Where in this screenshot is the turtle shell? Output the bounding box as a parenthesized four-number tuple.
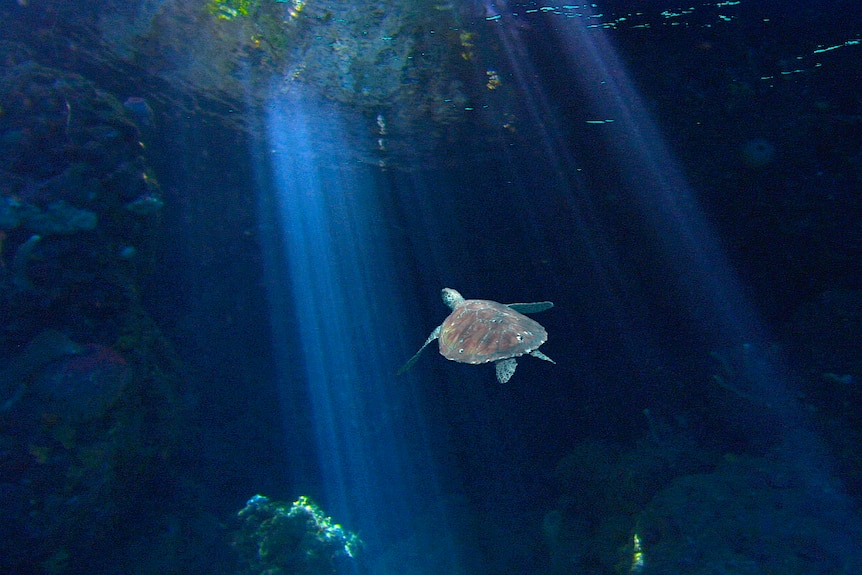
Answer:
(438, 299, 548, 364)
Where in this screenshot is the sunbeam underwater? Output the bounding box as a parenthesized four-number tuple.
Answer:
(254, 87, 466, 572)
(547, 3, 862, 566)
(476, 0, 862, 569)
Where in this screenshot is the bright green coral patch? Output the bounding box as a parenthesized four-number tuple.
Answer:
(207, 0, 255, 20)
(234, 494, 362, 575)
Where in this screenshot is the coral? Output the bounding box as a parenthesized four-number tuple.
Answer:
(124, 194, 164, 216)
(21, 201, 98, 235)
(234, 494, 363, 575)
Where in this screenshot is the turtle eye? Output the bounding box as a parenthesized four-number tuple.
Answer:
(516, 334, 524, 341)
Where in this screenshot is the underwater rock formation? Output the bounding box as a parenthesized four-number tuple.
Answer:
(0, 58, 185, 575)
(0, 60, 163, 344)
(0, 327, 183, 575)
(546, 430, 862, 574)
(4, 0, 522, 167)
(631, 454, 862, 574)
(30, 344, 131, 423)
(234, 494, 363, 575)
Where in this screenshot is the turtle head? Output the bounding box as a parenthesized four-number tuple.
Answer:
(441, 288, 464, 310)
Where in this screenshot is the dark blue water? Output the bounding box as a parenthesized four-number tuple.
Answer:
(0, 0, 860, 574)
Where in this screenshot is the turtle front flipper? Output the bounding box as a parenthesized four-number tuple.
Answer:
(397, 326, 441, 375)
(507, 301, 554, 314)
(495, 358, 518, 383)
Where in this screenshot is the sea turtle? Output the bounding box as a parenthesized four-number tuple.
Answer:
(398, 288, 555, 383)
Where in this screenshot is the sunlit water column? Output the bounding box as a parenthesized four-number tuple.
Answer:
(255, 87, 460, 572)
(544, 6, 862, 563)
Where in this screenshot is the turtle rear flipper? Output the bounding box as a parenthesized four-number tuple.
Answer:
(397, 326, 440, 375)
(495, 358, 518, 383)
(507, 301, 554, 314)
(530, 349, 555, 364)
